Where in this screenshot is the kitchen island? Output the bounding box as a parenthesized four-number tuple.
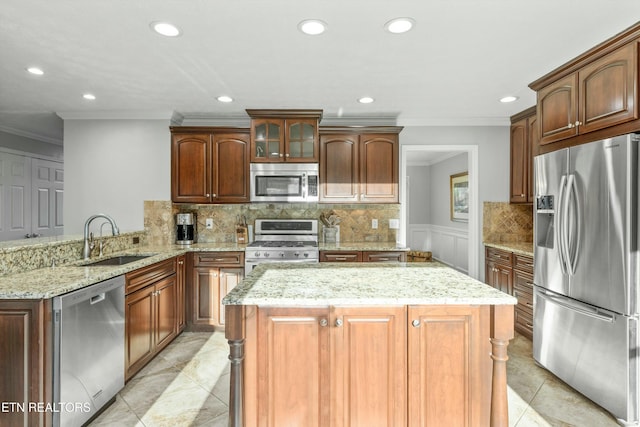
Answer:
(223, 262, 516, 427)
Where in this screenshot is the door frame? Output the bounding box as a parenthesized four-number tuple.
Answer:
(399, 144, 479, 279)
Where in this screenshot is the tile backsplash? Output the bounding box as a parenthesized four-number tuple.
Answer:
(483, 202, 533, 244)
(144, 201, 401, 245)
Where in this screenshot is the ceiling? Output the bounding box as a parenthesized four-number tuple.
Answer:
(1, 1, 640, 146)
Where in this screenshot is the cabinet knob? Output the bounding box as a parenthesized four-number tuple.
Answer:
(567, 123, 574, 129)
(212, 193, 217, 198)
(335, 318, 343, 327)
(412, 319, 420, 328)
(279, 154, 284, 158)
(575, 121, 582, 126)
(320, 319, 328, 327)
(521, 194, 525, 197)
(285, 153, 290, 157)
(206, 193, 210, 197)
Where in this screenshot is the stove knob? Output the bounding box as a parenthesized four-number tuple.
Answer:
(294, 252, 300, 257)
(264, 252, 270, 258)
(279, 252, 285, 258)
(254, 251, 261, 257)
(303, 252, 309, 258)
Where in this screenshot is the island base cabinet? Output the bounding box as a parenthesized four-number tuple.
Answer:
(408, 305, 492, 427)
(231, 304, 510, 427)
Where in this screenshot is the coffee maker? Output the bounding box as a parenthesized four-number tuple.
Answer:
(176, 213, 195, 245)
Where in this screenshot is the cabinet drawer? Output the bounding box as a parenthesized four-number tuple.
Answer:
(126, 258, 176, 295)
(485, 247, 513, 266)
(363, 251, 406, 263)
(194, 252, 244, 267)
(514, 254, 534, 273)
(515, 306, 534, 340)
(320, 251, 362, 262)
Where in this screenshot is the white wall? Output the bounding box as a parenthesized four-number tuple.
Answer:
(407, 165, 430, 224)
(429, 152, 468, 229)
(64, 119, 171, 233)
(0, 130, 63, 160)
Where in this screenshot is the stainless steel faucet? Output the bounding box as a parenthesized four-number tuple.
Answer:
(82, 214, 120, 259)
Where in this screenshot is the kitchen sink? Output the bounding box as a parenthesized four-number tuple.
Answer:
(81, 254, 155, 266)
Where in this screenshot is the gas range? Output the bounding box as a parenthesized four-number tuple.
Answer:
(245, 219, 319, 270)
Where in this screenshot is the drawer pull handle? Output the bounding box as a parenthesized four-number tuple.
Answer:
(525, 323, 534, 328)
(526, 302, 533, 307)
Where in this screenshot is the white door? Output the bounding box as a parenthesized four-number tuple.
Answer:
(31, 158, 64, 237)
(0, 152, 31, 241)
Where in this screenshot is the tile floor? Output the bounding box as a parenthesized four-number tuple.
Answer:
(90, 332, 619, 427)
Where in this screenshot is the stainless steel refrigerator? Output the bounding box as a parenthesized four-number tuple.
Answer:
(533, 133, 640, 425)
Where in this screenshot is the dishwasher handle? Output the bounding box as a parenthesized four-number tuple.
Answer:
(90, 293, 106, 304)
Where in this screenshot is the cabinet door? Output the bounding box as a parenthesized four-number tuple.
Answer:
(510, 118, 529, 203)
(332, 306, 407, 427)
(486, 260, 513, 295)
(257, 307, 330, 427)
(125, 286, 155, 379)
(579, 42, 638, 134)
(360, 134, 399, 203)
(285, 118, 318, 162)
(0, 300, 46, 427)
(408, 305, 492, 427)
(218, 268, 243, 325)
(192, 267, 219, 327)
(537, 74, 579, 145)
(171, 133, 211, 203)
(320, 134, 359, 202)
(212, 133, 250, 202)
(251, 118, 284, 162)
(155, 276, 178, 350)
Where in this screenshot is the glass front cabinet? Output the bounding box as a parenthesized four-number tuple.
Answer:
(248, 109, 322, 163)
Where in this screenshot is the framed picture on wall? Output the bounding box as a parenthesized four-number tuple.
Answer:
(450, 171, 469, 222)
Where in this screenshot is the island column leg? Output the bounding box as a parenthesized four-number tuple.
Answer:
(490, 304, 514, 427)
(226, 305, 246, 427)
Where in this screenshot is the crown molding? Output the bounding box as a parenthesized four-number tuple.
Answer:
(56, 110, 176, 121)
(397, 116, 510, 127)
(0, 125, 63, 145)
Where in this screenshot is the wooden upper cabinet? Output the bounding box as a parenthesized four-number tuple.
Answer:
(212, 133, 250, 202)
(360, 134, 399, 203)
(171, 128, 250, 204)
(171, 133, 210, 203)
(538, 74, 578, 145)
(578, 42, 637, 134)
(530, 24, 640, 151)
(319, 134, 359, 202)
(320, 127, 401, 204)
(510, 107, 535, 204)
(247, 109, 322, 163)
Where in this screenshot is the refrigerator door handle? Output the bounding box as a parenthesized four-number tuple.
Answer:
(539, 289, 616, 323)
(557, 174, 569, 275)
(566, 173, 581, 275)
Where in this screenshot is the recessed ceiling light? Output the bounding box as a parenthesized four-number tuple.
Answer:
(384, 18, 415, 34)
(298, 19, 327, 35)
(150, 21, 182, 37)
(358, 97, 374, 104)
(500, 96, 518, 103)
(83, 93, 96, 100)
(217, 95, 233, 103)
(26, 67, 44, 75)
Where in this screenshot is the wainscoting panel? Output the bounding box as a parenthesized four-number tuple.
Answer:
(408, 224, 468, 274)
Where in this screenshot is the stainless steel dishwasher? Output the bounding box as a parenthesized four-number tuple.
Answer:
(52, 275, 125, 427)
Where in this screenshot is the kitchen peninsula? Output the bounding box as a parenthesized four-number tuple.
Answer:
(223, 262, 516, 427)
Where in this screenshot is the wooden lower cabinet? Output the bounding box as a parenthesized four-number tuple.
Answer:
(244, 304, 494, 427)
(189, 252, 244, 330)
(408, 305, 491, 426)
(125, 258, 179, 380)
(0, 299, 51, 427)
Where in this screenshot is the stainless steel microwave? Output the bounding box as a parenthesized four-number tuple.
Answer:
(250, 163, 319, 202)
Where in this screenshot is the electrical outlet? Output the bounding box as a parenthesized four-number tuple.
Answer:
(205, 218, 214, 229)
(389, 219, 400, 229)
(372, 219, 378, 229)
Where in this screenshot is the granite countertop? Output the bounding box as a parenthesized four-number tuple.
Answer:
(484, 242, 534, 257)
(0, 243, 247, 300)
(319, 242, 408, 251)
(222, 262, 516, 306)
